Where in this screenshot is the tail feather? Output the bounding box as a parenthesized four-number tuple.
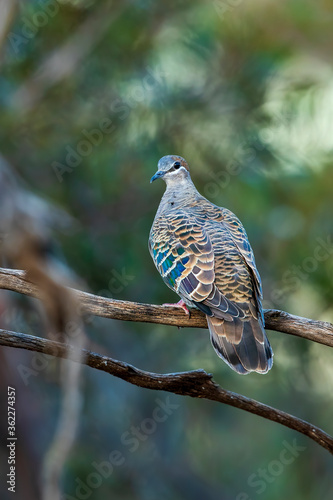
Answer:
(207, 315, 273, 375)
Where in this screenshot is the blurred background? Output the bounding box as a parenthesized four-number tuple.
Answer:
(0, 0, 332, 499)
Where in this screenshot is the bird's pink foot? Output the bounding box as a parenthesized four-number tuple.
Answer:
(162, 299, 191, 317)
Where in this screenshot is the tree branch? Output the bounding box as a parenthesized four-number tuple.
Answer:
(0, 328, 332, 454)
(0, 267, 332, 347)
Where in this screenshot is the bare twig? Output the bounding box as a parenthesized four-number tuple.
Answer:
(0, 159, 86, 499)
(0, 267, 332, 347)
(41, 315, 85, 500)
(0, 328, 332, 454)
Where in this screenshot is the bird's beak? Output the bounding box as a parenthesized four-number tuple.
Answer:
(150, 170, 165, 183)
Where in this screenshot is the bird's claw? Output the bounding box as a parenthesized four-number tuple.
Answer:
(162, 299, 191, 317)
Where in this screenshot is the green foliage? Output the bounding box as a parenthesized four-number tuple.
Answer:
(1, 0, 332, 498)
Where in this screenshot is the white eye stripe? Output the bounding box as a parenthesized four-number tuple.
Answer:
(168, 166, 186, 175)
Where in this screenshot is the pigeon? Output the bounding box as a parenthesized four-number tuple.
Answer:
(149, 155, 273, 375)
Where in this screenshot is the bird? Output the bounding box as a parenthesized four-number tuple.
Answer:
(149, 155, 273, 375)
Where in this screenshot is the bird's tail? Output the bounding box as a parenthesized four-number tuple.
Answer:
(206, 315, 273, 375)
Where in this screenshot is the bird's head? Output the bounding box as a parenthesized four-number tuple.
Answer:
(150, 155, 190, 186)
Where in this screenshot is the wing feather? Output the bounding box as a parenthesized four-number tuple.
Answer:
(149, 211, 240, 319)
(221, 208, 263, 304)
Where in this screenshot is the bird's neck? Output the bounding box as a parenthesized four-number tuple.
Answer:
(157, 179, 201, 215)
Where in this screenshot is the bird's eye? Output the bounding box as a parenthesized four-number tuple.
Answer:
(173, 161, 181, 170)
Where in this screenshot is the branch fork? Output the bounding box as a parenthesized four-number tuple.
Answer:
(0, 267, 332, 454)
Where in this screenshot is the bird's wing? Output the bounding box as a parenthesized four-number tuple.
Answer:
(198, 206, 271, 373)
(220, 207, 263, 308)
(149, 212, 242, 317)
